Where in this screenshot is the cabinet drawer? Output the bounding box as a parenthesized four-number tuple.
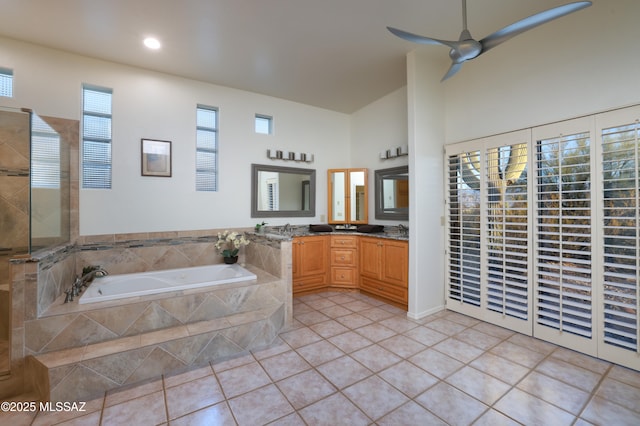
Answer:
(331, 249, 356, 266)
(360, 277, 408, 304)
(331, 267, 357, 285)
(293, 274, 326, 292)
(331, 236, 357, 248)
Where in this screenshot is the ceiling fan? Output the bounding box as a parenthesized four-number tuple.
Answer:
(387, 0, 592, 81)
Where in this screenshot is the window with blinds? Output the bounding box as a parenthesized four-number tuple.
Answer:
(486, 144, 529, 320)
(0, 68, 13, 97)
(536, 132, 593, 338)
(196, 105, 218, 191)
(82, 86, 112, 189)
(31, 114, 60, 189)
(447, 151, 482, 307)
(601, 121, 639, 352)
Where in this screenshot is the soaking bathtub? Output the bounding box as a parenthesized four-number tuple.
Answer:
(78, 263, 257, 304)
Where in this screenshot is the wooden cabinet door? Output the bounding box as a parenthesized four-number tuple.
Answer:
(359, 237, 381, 279)
(296, 236, 328, 277)
(381, 240, 408, 287)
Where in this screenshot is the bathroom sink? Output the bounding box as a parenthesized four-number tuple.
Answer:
(263, 233, 291, 240)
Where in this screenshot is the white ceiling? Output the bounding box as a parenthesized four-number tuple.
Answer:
(0, 0, 577, 113)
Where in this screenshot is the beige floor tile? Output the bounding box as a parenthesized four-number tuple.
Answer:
(379, 360, 439, 398)
(343, 375, 409, 420)
(607, 364, 640, 388)
(53, 410, 102, 426)
(595, 377, 640, 413)
(165, 375, 225, 420)
(163, 364, 213, 389)
(327, 330, 373, 353)
(379, 316, 419, 333)
(350, 344, 401, 372)
(251, 337, 291, 361)
(454, 328, 503, 351)
(267, 412, 307, 425)
(377, 401, 447, 426)
(471, 321, 516, 340)
(278, 327, 322, 348)
(580, 395, 640, 425)
(170, 401, 236, 426)
(517, 371, 590, 415)
(535, 358, 602, 392)
(378, 334, 427, 358)
(298, 392, 370, 426)
(341, 300, 375, 312)
(276, 369, 336, 409)
(228, 384, 294, 426)
(334, 312, 373, 329)
(104, 377, 163, 407)
(409, 348, 464, 379)
(303, 298, 337, 310)
(358, 306, 396, 321)
(353, 323, 397, 342)
(211, 351, 255, 373)
(403, 325, 448, 346)
(490, 340, 547, 368)
(551, 347, 610, 374)
(495, 388, 575, 426)
(317, 304, 353, 319)
(446, 366, 511, 405)
(308, 319, 350, 338)
(295, 340, 344, 366)
(423, 318, 468, 336)
(216, 361, 272, 398)
(433, 337, 485, 363)
(293, 310, 330, 326)
(470, 352, 530, 385)
(101, 390, 166, 426)
(316, 355, 373, 389)
(473, 408, 521, 426)
(415, 382, 488, 426)
(259, 350, 310, 381)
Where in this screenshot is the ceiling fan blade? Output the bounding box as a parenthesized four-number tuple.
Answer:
(480, 1, 591, 53)
(442, 62, 463, 81)
(387, 27, 457, 49)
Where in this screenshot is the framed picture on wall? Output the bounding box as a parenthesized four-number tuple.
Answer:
(141, 138, 172, 177)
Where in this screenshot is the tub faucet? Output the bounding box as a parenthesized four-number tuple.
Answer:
(81, 267, 109, 285)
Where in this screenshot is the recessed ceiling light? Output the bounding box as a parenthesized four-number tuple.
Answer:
(143, 37, 161, 50)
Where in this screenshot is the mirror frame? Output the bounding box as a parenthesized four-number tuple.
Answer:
(251, 163, 316, 218)
(374, 165, 409, 221)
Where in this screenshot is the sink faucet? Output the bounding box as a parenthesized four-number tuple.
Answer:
(282, 223, 291, 234)
(398, 224, 409, 237)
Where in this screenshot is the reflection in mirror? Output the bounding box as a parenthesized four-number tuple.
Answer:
(328, 168, 368, 224)
(251, 164, 315, 218)
(375, 166, 409, 220)
(349, 170, 366, 222)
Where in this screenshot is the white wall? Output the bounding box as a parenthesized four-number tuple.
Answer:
(444, 0, 640, 143)
(351, 87, 409, 225)
(404, 0, 640, 317)
(0, 37, 350, 235)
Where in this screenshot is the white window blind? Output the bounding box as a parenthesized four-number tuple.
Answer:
(486, 144, 529, 320)
(447, 150, 482, 307)
(31, 114, 60, 189)
(601, 121, 639, 352)
(536, 132, 593, 338)
(82, 86, 112, 189)
(196, 105, 218, 191)
(0, 68, 13, 97)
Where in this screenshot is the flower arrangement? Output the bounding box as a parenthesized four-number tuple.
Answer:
(215, 230, 250, 258)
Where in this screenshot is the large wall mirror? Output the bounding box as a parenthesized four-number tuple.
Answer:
(251, 164, 315, 218)
(375, 165, 408, 220)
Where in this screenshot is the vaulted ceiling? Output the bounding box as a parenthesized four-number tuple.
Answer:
(0, 0, 577, 113)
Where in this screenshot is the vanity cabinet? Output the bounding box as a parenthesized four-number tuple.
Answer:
(329, 235, 358, 289)
(292, 236, 328, 294)
(359, 237, 408, 306)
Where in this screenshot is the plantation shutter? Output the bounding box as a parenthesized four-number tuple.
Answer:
(597, 107, 640, 368)
(533, 117, 595, 353)
(485, 141, 530, 329)
(446, 148, 482, 311)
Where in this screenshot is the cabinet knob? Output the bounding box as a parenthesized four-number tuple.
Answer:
(340, 256, 345, 260)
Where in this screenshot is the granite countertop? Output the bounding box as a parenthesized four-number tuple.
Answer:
(256, 225, 409, 241)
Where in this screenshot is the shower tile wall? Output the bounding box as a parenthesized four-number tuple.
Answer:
(0, 109, 30, 375)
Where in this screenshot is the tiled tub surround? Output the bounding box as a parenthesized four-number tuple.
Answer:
(5, 230, 291, 402)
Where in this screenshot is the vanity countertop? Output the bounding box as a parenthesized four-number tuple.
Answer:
(256, 225, 409, 241)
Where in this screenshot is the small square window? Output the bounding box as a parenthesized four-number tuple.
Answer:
(0, 68, 13, 98)
(255, 114, 272, 134)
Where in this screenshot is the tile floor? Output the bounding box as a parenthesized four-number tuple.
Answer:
(4, 291, 640, 425)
